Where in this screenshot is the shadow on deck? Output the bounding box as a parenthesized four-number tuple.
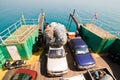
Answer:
(101, 56, 120, 79)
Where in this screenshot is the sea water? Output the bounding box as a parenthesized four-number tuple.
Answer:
(0, 0, 120, 36)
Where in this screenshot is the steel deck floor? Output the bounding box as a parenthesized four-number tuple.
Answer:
(1, 46, 120, 80)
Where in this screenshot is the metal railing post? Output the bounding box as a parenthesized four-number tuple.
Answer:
(20, 19, 22, 26)
(7, 28, 11, 36)
(0, 36, 4, 44)
(14, 24, 17, 31)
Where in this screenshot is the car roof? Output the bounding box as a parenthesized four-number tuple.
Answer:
(71, 37, 87, 47)
(15, 68, 37, 78)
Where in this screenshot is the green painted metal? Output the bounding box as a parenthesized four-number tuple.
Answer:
(99, 39, 116, 53)
(0, 26, 38, 60)
(0, 45, 12, 59)
(109, 39, 120, 54)
(0, 19, 39, 69)
(0, 64, 2, 69)
(81, 25, 116, 53)
(0, 51, 6, 69)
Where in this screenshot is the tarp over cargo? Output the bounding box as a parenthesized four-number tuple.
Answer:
(44, 22, 67, 47)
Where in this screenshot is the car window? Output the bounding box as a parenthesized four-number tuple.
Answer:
(49, 49, 65, 58)
(76, 47, 89, 54)
(10, 73, 32, 80)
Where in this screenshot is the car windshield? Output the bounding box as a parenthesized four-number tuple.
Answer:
(49, 49, 65, 58)
(10, 73, 32, 80)
(76, 46, 89, 54)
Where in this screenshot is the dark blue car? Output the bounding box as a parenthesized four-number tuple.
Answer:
(68, 37, 95, 69)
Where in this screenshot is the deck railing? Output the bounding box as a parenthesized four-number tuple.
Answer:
(76, 16, 120, 38)
(0, 13, 119, 44)
(0, 19, 38, 44)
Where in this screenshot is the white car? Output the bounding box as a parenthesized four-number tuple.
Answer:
(46, 46, 68, 76)
(59, 74, 86, 80)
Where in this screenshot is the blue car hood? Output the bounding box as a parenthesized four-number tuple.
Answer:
(75, 53, 95, 66)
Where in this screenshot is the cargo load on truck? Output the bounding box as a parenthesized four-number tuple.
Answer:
(44, 22, 67, 47)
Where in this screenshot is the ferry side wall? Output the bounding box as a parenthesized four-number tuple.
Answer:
(0, 28, 38, 60)
(109, 39, 120, 54)
(81, 25, 116, 53)
(0, 50, 6, 69)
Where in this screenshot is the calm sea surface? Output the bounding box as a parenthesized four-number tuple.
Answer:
(0, 0, 120, 34)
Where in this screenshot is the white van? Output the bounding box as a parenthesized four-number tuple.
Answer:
(46, 46, 68, 76)
(59, 74, 86, 80)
